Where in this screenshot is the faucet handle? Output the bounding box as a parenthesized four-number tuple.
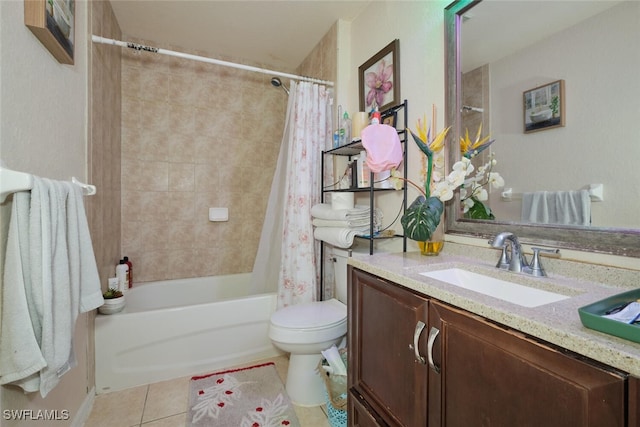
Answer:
(495, 244, 511, 269)
(529, 247, 560, 277)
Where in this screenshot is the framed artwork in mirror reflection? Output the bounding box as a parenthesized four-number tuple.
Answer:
(523, 79, 565, 133)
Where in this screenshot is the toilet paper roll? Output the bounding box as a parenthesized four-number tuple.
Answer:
(330, 192, 355, 210)
(352, 112, 369, 139)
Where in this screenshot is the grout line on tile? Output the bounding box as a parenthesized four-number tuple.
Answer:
(140, 412, 187, 425)
(139, 385, 150, 426)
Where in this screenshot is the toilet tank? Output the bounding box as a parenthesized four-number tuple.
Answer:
(333, 248, 350, 304)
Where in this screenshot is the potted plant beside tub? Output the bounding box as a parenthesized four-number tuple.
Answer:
(99, 288, 125, 315)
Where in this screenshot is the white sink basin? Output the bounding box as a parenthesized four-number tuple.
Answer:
(420, 268, 569, 308)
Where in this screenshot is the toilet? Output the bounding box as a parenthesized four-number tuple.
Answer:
(269, 247, 349, 406)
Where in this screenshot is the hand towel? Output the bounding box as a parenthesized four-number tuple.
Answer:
(521, 190, 590, 226)
(0, 191, 47, 390)
(313, 227, 359, 248)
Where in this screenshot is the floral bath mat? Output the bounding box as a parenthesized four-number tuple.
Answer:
(188, 362, 300, 426)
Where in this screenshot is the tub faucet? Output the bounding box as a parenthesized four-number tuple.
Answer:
(489, 232, 530, 274)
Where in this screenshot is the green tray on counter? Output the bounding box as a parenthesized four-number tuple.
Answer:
(578, 288, 640, 344)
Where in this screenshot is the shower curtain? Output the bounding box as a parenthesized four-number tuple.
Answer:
(251, 81, 332, 308)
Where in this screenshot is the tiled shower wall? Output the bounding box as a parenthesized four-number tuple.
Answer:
(89, 0, 122, 290)
(89, 0, 122, 390)
(120, 41, 286, 283)
(461, 64, 489, 139)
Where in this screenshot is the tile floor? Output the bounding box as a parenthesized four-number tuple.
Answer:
(85, 355, 332, 427)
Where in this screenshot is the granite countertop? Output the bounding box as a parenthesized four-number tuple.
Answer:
(348, 250, 640, 377)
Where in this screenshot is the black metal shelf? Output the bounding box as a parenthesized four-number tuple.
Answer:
(320, 100, 408, 255)
(322, 186, 399, 193)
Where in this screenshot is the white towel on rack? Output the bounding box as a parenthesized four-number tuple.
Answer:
(0, 178, 103, 397)
(312, 218, 370, 228)
(521, 190, 591, 226)
(313, 227, 359, 248)
(0, 191, 47, 390)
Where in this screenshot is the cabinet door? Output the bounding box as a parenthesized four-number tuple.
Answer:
(349, 267, 430, 427)
(349, 392, 386, 427)
(630, 376, 640, 427)
(428, 301, 626, 427)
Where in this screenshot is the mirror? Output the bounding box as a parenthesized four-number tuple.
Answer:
(444, 0, 640, 258)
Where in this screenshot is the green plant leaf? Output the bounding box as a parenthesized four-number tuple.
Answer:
(401, 196, 444, 241)
(464, 198, 495, 220)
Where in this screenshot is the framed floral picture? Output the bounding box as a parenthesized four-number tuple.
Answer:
(24, 0, 74, 64)
(359, 39, 400, 113)
(523, 80, 565, 133)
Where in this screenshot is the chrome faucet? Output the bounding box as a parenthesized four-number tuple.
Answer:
(489, 232, 529, 273)
(489, 232, 559, 277)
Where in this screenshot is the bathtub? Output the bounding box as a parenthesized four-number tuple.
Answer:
(94, 273, 281, 393)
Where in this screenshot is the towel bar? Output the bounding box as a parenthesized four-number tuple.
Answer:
(501, 184, 603, 202)
(0, 162, 97, 203)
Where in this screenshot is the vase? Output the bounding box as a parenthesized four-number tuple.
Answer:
(98, 296, 125, 315)
(418, 219, 444, 256)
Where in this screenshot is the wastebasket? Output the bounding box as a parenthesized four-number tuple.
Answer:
(318, 348, 347, 427)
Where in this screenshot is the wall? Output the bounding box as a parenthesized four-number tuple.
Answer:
(297, 21, 338, 86)
(119, 38, 286, 283)
(348, 0, 451, 253)
(0, 0, 95, 425)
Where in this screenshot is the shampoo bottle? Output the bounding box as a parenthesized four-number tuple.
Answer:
(357, 150, 370, 188)
(370, 108, 381, 124)
(335, 105, 343, 147)
(115, 260, 129, 293)
(123, 256, 133, 288)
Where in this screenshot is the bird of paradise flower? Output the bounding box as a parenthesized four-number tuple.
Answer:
(365, 59, 393, 110)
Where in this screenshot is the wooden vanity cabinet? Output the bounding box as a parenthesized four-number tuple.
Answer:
(348, 266, 430, 426)
(348, 267, 630, 427)
(630, 376, 640, 427)
(428, 301, 626, 427)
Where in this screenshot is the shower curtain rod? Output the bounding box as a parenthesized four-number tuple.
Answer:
(92, 35, 334, 86)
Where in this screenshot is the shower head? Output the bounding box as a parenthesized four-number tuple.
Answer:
(270, 77, 289, 95)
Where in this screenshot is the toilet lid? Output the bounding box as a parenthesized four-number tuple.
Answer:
(271, 299, 346, 329)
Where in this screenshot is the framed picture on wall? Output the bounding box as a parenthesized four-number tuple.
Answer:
(523, 80, 565, 133)
(381, 110, 397, 129)
(359, 39, 400, 113)
(24, 0, 75, 64)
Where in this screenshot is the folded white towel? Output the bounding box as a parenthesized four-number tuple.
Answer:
(313, 227, 359, 248)
(521, 190, 590, 226)
(311, 203, 369, 221)
(312, 218, 370, 228)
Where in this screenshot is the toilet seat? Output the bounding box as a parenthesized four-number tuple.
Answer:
(269, 299, 347, 344)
